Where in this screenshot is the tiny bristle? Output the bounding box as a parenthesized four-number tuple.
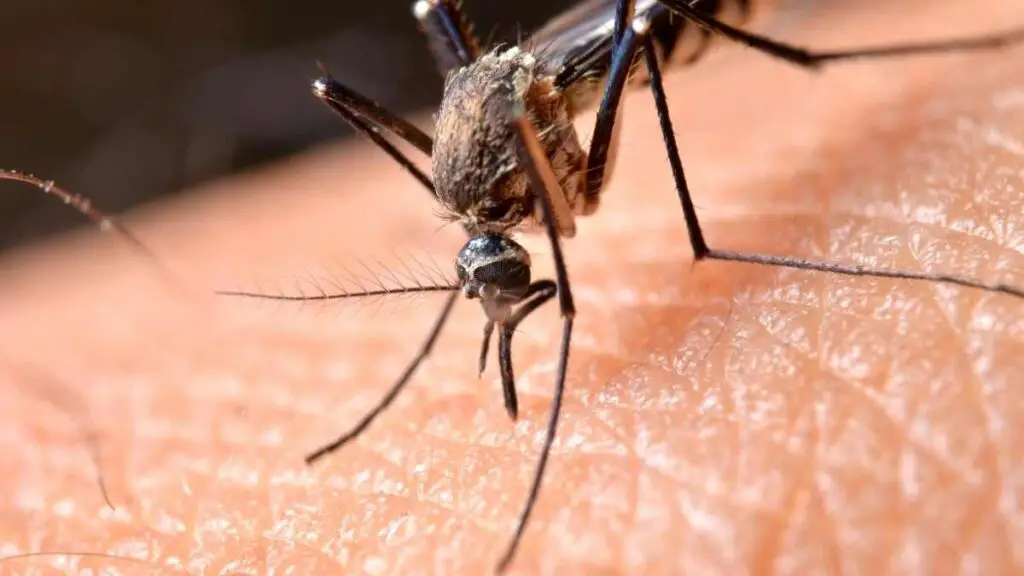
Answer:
(215, 251, 460, 313)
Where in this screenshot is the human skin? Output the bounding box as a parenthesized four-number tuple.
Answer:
(1, 1, 1023, 574)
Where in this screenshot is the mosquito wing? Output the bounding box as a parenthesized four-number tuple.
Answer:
(527, 0, 751, 114)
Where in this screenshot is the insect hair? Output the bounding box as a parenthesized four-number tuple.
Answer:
(216, 250, 462, 315)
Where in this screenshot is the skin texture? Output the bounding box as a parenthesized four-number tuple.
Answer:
(1, 1, 1023, 574)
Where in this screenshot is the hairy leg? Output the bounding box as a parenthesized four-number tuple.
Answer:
(1, 0, 1022, 573)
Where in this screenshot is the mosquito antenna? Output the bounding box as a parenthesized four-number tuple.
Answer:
(216, 258, 462, 304)
(217, 282, 460, 301)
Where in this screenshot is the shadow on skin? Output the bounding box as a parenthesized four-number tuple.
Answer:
(0, 0, 1023, 573)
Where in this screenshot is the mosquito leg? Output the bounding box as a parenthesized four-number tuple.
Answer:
(494, 280, 558, 422)
(582, 14, 646, 203)
(412, 0, 481, 77)
(612, 0, 637, 46)
(312, 74, 436, 197)
(313, 71, 433, 155)
(305, 291, 459, 465)
(497, 110, 577, 573)
(657, 0, 1024, 69)
(479, 320, 495, 377)
(637, 20, 1024, 299)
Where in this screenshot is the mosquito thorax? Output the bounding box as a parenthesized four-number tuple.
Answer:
(455, 233, 532, 322)
(432, 45, 589, 237)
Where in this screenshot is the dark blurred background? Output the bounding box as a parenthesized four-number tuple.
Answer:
(0, 0, 579, 251)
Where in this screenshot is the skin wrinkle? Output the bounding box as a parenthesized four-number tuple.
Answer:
(901, 113, 1019, 565)
(0, 0, 1023, 574)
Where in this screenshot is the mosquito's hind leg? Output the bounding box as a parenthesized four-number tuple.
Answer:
(635, 17, 1024, 299)
(657, 0, 1024, 69)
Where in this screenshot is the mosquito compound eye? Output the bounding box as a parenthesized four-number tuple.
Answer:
(474, 257, 530, 297)
(455, 233, 532, 300)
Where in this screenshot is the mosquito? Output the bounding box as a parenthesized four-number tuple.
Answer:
(217, 0, 1024, 571)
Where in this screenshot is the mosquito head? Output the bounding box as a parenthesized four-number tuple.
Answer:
(455, 233, 532, 322)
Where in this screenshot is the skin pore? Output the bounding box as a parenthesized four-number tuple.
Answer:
(1, 0, 1023, 573)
